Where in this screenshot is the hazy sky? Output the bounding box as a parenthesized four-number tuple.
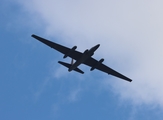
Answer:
(1, 0, 163, 120)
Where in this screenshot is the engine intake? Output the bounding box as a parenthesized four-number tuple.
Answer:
(63, 46, 77, 58)
(90, 58, 104, 71)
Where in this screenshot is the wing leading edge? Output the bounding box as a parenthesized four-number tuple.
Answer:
(32, 34, 82, 60)
(84, 57, 132, 82)
(97, 64, 132, 82)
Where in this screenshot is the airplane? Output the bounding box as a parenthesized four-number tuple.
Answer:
(32, 34, 132, 82)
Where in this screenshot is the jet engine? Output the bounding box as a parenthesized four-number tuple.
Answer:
(90, 58, 104, 71)
(63, 46, 77, 58)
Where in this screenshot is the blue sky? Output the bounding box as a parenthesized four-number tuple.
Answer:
(1, 0, 163, 120)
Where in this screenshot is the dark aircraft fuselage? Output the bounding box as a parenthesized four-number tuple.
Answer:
(68, 44, 100, 71)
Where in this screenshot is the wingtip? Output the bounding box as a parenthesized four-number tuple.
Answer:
(127, 78, 132, 82)
(31, 34, 36, 38)
(125, 77, 132, 82)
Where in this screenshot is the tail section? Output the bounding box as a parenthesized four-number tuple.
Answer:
(58, 61, 84, 74)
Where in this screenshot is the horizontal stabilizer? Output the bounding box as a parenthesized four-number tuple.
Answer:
(58, 61, 84, 74)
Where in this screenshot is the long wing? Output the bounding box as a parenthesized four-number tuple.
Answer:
(32, 34, 82, 60)
(84, 57, 132, 82)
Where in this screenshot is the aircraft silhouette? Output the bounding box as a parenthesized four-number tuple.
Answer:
(32, 34, 132, 82)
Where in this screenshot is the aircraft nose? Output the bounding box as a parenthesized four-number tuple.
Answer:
(93, 44, 100, 50)
(96, 44, 100, 48)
